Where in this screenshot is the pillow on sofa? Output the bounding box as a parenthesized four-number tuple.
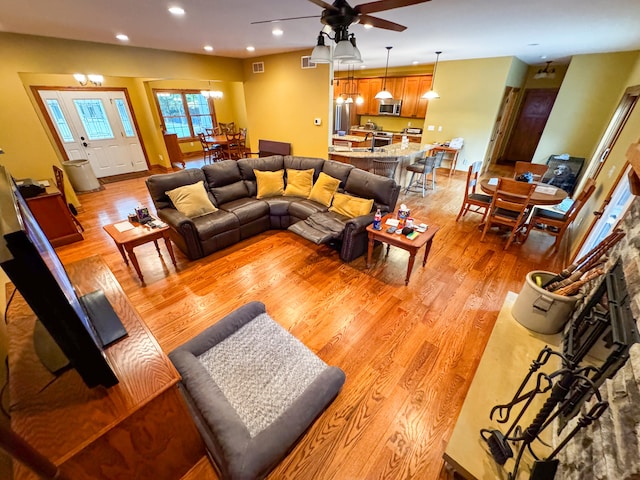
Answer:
(329, 192, 374, 218)
(284, 168, 314, 197)
(307, 172, 340, 207)
(254, 169, 284, 198)
(166, 181, 218, 218)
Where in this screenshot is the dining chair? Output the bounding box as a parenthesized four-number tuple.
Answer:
(198, 132, 217, 164)
(225, 132, 246, 160)
(456, 161, 492, 222)
(524, 178, 596, 251)
(52, 165, 84, 232)
(219, 122, 235, 135)
(404, 151, 445, 197)
(480, 177, 536, 250)
(513, 161, 549, 182)
(372, 158, 400, 179)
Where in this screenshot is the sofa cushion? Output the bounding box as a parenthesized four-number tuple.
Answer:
(237, 156, 285, 197)
(307, 172, 341, 207)
(288, 199, 329, 220)
(329, 192, 374, 218)
(146, 168, 208, 211)
(165, 181, 218, 218)
(202, 161, 249, 206)
(321, 160, 354, 189)
(288, 212, 348, 245)
(284, 156, 325, 181)
(344, 168, 397, 210)
(255, 169, 285, 198)
(220, 197, 270, 225)
(191, 209, 240, 242)
(284, 168, 314, 198)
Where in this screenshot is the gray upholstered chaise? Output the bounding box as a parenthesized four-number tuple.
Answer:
(169, 302, 345, 480)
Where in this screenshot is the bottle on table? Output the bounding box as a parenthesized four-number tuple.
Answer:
(373, 208, 382, 230)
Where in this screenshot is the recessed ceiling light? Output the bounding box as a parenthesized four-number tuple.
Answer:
(412, 60, 419, 65)
(246, 46, 255, 52)
(116, 34, 129, 42)
(540, 55, 548, 59)
(527, 43, 540, 47)
(168, 6, 185, 15)
(272, 28, 283, 36)
(363, 24, 373, 29)
(204, 45, 214, 52)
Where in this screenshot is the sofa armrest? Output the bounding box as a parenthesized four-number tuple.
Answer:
(339, 213, 375, 262)
(345, 213, 375, 234)
(156, 208, 203, 259)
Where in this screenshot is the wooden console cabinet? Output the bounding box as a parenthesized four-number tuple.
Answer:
(7, 255, 204, 479)
(25, 182, 83, 247)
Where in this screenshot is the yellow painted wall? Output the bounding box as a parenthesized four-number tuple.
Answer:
(421, 56, 515, 171)
(242, 50, 331, 158)
(0, 32, 244, 205)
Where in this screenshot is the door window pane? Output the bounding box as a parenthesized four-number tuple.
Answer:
(46, 99, 74, 142)
(73, 99, 115, 140)
(114, 99, 135, 137)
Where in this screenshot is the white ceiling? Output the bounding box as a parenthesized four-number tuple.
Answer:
(2, 0, 640, 71)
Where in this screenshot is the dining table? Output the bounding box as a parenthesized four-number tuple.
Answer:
(205, 134, 231, 147)
(479, 177, 568, 206)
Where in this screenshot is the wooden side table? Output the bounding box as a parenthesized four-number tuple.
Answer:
(103, 220, 176, 283)
(366, 214, 440, 285)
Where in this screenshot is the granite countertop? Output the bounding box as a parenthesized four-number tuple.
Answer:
(329, 142, 433, 158)
(349, 127, 423, 138)
(332, 134, 368, 142)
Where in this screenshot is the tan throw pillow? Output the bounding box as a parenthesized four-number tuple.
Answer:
(307, 172, 340, 207)
(284, 168, 314, 197)
(329, 192, 374, 218)
(254, 169, 284, 198)
(166, 181, 217, 218)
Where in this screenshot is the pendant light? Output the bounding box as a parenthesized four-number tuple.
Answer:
(422, 51, 441, 99)
(375, 46, 393, 100)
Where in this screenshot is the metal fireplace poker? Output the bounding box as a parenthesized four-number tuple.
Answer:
(481, 258, 638, 480)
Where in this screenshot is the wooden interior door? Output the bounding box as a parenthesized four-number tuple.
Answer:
(500, 88, 558, 164)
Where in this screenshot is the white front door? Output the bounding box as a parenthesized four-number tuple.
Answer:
(39, 90, 147, 177)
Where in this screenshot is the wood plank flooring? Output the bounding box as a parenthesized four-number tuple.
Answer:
(54, 160, 566, 480)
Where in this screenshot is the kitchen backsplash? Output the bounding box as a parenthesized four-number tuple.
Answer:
(356, 115, 424, 133)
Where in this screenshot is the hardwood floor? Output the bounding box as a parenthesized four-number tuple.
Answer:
(54, 160, 566, 480)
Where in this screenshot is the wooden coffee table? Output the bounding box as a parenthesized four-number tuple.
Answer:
(366, 214, 440, 285)
(103, 220, 176, 283)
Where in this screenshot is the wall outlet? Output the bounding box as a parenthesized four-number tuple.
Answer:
(427, 125, 435, 131)
(608, 166, 616, 178)
(314, 118, 322, 126)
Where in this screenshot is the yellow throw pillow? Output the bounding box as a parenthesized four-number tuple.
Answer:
(307, 172, 341, 207)
(165, 181, 217, 218)
(284, 168, 314, 197)
(254, 169, 284, 198)
(329, 192, 374, 218)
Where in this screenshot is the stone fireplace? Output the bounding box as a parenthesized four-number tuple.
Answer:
(556, 196, 640, 479)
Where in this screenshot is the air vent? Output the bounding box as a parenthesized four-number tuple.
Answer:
(301, 56, 316, 69)
(252, 62, 265, 74)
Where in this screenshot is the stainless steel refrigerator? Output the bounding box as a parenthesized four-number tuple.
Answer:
(334, 103, 352, 134)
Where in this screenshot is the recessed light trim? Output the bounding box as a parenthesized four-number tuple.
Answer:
(246, 46, 255, 52)
(168, 6, 185, 15)
(116, 34, 129, 42)
(272, 28, 283, 37)
(204, 45, 214, 52)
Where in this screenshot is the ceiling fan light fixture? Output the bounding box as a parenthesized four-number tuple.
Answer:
(421, 51, 441, 99)
(310, 33, 332, 64)
(334, 39, 355, 59)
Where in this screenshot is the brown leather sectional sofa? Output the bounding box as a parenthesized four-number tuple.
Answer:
(145, 155, 400, 262)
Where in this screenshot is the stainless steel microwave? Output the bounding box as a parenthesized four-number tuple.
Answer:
(378, 99, 402, 116)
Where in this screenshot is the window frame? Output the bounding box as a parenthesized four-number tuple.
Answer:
(152, 89, 218, 140)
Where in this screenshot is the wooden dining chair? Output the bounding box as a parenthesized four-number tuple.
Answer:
(372, 158, 400, 179)
(456, 161, 492, 222)
(219, 122, 235, 135)
(52, 165, 84, 232)
(225, 132, 246, 160)
(513, 161, 549, 182)
(524, 178, 596, 251)
(480, 177, 536, 250)
(198, 133, 216, 164)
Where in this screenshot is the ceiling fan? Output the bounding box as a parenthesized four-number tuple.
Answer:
(251, 0, 432, 32)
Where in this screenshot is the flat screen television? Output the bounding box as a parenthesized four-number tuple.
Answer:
(0, 165, 126, 388)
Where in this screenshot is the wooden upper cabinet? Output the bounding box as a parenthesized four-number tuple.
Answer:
(355, 78, 371, 115)
(387, 77, 405, 100)
(401, 76, 432, 118)
(367, 78, 383, 116)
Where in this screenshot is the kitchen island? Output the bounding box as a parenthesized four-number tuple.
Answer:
(329, 142, 433, 186)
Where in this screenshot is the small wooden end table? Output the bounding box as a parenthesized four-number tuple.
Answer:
(366, 214, 440, 285)
(103, 220, 176, 283)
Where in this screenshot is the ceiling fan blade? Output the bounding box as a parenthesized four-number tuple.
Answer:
(358, 14, 406, 31)
(355, 0, 431, 15)
(308, 0, 339, 11)
(250, 15, 320, 25)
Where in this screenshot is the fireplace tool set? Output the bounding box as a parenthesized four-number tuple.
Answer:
(481, 259, 638, 479)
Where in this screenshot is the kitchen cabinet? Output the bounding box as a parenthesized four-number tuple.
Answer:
(355, 78, 384, 116)
(402, 76, 432, 118)
(386, 77, 405, 100)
